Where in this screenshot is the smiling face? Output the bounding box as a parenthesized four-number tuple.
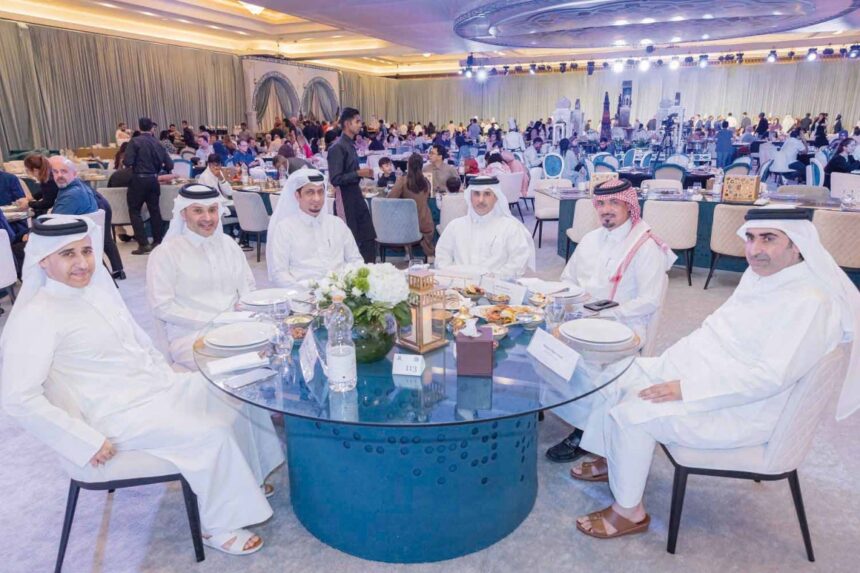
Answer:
(744, 227, 802, 277)
(182, 203, 220, 237)
(594, 196, 630, 230)
(470, 187, 498, 216)
(296, 183, 326, 217)
(39, 237, 95, 288)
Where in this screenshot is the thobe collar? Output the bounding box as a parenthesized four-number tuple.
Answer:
(297, 209, 324, 228)
(182, 228, 221, 248)
(44, 277, 87, 298)
(742, 260, 811, 291)
(600, 218, 633, 245)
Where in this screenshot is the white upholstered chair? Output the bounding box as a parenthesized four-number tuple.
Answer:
(564, 198, 601, 260)
(828, 172, 860, 200)
(269, 194, 280, 214)
(532, 189, 559, 249)
(100, 187, 148, 243)
(232, 190, 270, 262)
(812, 209, 860, 270)
(775, 184, 830, 202)
(0, 232, 18, 306)
(704, 204, 749, 289)
(643, 200, 699, 285)
(498, 171, 525, 221)
(437, 193, 468, 235)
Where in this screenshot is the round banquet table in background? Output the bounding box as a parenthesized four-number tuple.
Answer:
(617, 170, 651, 188)
(195, 315, 634, 563)
(684, 170, 716, 188)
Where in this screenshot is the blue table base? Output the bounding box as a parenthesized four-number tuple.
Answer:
(285, 412, 538, 563)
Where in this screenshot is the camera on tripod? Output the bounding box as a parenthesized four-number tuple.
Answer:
(662, 113, 678, 130)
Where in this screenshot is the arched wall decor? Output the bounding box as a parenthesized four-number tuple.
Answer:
(253, 71, 300, 126)
(301, 76, 339, 122)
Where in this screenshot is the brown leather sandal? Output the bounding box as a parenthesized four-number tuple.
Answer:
(570, 457, 608, 482)
(576, 506, 651, 539)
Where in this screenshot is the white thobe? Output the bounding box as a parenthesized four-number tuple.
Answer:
(586, 262, 842, 507)
(146, 231, 284, 484)
(0, 280, 274, 534)
(504, 131, 526, 152)
(267, 211, 363, 287)
(197, 168, 234, 198)
(523, 146, 544, 192)
(435, 214, 532, 279)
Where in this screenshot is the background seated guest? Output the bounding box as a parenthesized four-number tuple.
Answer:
(445, 175, 462, 194)
(423, 144, 459, 195)
(197, 154, 233, 199)
(213, 135, 233, 165)
(19, 153, 58, 217)
(47, 156, 97, 215)
(274, 145, 310, 174)
(435, 175, 535, 279)
(267, 168, 363, 287)
(482, 150, 512, 177)
(194, 133, 213, 164)
(771, 129, 809, 181)
(369, 131, 386, 151)
(376, 157, 397, 187)
(115, 121, 131, 145)
(824, 138, 859, 188)
(0, 208, 26, 280)
(231, 139, 258, 167)
(108, 142, 133, 188)
(739, 126, 756, 144)
(158, 130, 177, 154)
(0, 167, 25, 209)
(388, 153, 436, 257)
(523, 137, 544, 189)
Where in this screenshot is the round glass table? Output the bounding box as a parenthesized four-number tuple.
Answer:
(194, 317, 635, 563)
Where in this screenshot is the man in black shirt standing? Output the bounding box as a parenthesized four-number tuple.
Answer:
(124, 117, 173, 254)
(327, 107, 376, 262)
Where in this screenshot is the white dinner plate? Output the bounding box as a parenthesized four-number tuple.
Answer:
(240, 288, 301, 307)
(204, 322, 275, 348)
(559, 319, 634, 345)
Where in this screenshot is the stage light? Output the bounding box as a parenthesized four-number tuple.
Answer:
(656, 59, 664, 67)
(503, 65, 510, 75)
(767, 50, 777, 63)
(698, 55, 709, 68)
(515, 65, 523, 72)
(571, 62, 579, 69)
(458, 68, 463, 75)
(638, 58, 651, 71)
(807, 48, 818, 61)
(465, 69, 473, 78)
(850, 45, 860, 58)
(669, 57, 680, 70)
(586, 61, 595, 75)
(559, 62, 567, 73)
(529, 63, 536, 74)
(736, 52, 744, 63)
(787, 51, 795, 59)
(626, 58, 635, 67)
(612, 59, 624, 73)
(684, 56, 694, 64)
(602, 62, 609, 69)
(823, 48, 835, 56)
(476, 68, 488, 81)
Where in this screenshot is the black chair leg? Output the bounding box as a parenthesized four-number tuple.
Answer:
(686, 248, 695, 286)
(255, 232, 261, 263)
(683, 249, 692, 286)
(703, 252, 720, 290)
(515, 202, 525, 222)
(107, 489, 115, 494)
(666, 466, 689, 554)
(180, 478, 206, 563)
(565, 237, 572, 261)
(532, 219, 540, 238)
(537, 220, 543, 248)
(528, 197, 535, 210)
(787, 471, 815, 562)
(55, 481, 81, 573)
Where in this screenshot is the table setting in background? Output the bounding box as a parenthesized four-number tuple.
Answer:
(0, 203, 32, 223)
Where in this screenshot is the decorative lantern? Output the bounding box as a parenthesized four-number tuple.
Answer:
(396, 269, 449, 354)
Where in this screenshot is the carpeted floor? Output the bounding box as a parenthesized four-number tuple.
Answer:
(0, 211, 856, 573)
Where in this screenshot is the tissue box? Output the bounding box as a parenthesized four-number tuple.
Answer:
(455, 326, 494, 377)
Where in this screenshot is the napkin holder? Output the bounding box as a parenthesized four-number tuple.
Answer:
(721, 174, 761, 203)
(455, 326, 494, 377)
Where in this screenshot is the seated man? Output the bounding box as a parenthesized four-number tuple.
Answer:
(570, 208, 858, 540)
(435, 175, 536, 279)
(197, 153, 234, 199)
(1, 215, 278, 555)
(423, 144, 460, 195)
(267, 168, 363, 287)
(523, 137, 545, 189)
(376, 157, 397, 187)
(547, 179, 676, 463)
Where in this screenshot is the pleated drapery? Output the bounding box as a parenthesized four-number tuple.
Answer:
(0, 19, 245, 157)
(301, 77, 339, 122)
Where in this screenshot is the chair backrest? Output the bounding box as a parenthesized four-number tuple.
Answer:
(180, 149, 196, 161)
(758, 142, 778, 165)
(813, 148, 830, 167)
(640, 179, 683, 193)
(249, 166, 267, 181)
(665, 154, 690, 169)
(642, 200, 699, 249)
(366, 154, 383, 178)
(622, 148, 636, 167)
(497, 171, 525, 204)
(438, 193, 468, 234)
(593, 160, 617, 173)
(371, 198, 422, 244)
(640, 152, 653, 168)
(806, 158, 825, 187)
(542, 153, 564, 179)
(812, 209, 860, 268)
(775, 184, 830, 202)
(763, 345, 848, 473)
(710, 204, 749, 257)
(734, 156, 752, 166)
(159, 184, 181, 221)
(171, 159, 193, 178)
(640, 276, 668, 358)
(653, 164, 685, 183)
(724, 162, 751, 176)
(829, 172, 860, 199)
(87, 208, 106, 229)
(99, 186, 147, 226)
(600, 154, 620, 169)
(231, 190, 270, 232)
(534, 189, 560, 217)
(270, 194, 280, 213)
(568, 198, 601, 242)
(0, 231, 17, 290)
(759, 159, 773, 181)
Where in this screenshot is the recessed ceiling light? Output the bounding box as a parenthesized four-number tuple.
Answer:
(238, 2, 265, 16)
(139, 11, 156, 17)
(236, 31, 249, 36)
(612, 60, 624, 73)
(640, 38, 653, 46)
(671, 36, 682, 43)
(300, 37, 312, 41)
(669, 57, 680, 70)
(671, 15, 685, 22)
(703, 14, 714, 20)
(613, 39, 627, 46)
(97, 2, 118, 7)
(176, 18, 191, 24)
(422, 52, 432, 57)
(638, 59, 651, 71)
(614, 19, 629, 26)
(206, 24, 222, 30)
(332, 35, 343, 38)
(641, 18, 655, 24)
(701, 34, 710, 40)
(773, 11, 782, 16)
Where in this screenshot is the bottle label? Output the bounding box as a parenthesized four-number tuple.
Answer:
(327, 346, 357, 383)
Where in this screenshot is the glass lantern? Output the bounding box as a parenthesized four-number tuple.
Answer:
(396, 269, 449, 354)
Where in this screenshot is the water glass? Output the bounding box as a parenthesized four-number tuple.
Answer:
(544, 298, 567, 332)
(842, 189, 857, 211)
(271, 299, 291, 321)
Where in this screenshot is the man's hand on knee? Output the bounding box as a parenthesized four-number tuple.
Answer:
(638, 380, 682, 403)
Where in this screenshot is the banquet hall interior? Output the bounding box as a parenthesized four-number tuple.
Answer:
(1, 0, 860, 571)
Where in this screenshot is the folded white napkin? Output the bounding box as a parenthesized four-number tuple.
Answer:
(213, 311, 257, 324)
(517, 278, 570, 295)
(207, 351, 269, 376)
(224, 367, 275, 390)
(459, 318, 481, 338)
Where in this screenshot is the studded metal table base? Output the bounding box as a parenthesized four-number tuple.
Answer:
(285, 413, 539, 563)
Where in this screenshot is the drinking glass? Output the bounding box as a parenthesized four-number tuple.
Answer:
(842, 189, 857, 211)
(544, 297, 567, 332)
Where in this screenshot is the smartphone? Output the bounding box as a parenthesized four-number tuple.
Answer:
(583, 299, 620, 312)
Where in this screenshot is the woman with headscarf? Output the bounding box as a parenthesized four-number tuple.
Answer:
(388, 153, 436, 257)
(501, 150, 530, 197)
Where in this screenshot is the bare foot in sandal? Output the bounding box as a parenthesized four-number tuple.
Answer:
(203, 529, 264, 555)
(570, 456, 608, 482)
(577, 503, 650, 539)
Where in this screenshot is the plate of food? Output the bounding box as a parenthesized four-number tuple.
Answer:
(456, 284, 485, 301)
(284, 314, 313, 341)
(472, 305, 544, 325)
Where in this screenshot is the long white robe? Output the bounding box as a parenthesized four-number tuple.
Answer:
(267, 211, 363, 287)
(197, 167, 234, 198)
(585, 262, 843, 507)
(0, 279, 273, 534)
(435, 214, 533, 279)
(146, 230, 284, 484)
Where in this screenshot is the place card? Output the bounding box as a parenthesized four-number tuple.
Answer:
(392, 353, 426, 376)
(526, 328, 580, 380)
(491, 280, 528, 305)
(299, 329, 319, 382)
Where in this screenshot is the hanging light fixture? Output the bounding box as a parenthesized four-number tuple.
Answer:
(806, 48, 818, 61)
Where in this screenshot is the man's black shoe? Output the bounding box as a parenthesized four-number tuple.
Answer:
(112, 270, 127, 280)
(131, 245, 152, 255)
(545, 428, 586, 463)
(117, 233, 133, 243)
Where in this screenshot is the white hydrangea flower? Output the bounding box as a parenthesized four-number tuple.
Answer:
(366, 263, 409, 306)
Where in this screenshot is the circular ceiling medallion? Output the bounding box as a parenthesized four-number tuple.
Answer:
(454, 0, 860, 49)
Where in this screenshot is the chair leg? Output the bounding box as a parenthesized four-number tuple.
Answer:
(256, 232, 261, 263)
(532, 219, 540, 238)
(528, 197, 535, 210)
(538, 220, 543, 249)
(684, 249, 692, 286)
(703, 252, 720, 290)
(55, 481, 81, 573)
(180, 477, 206, 563)
(787, 471, 815, 562)
(379, 244, 386, 263)
(516, 202, 525, 222)
(666, 466, 689, 555)
(565, 237, 572, 261)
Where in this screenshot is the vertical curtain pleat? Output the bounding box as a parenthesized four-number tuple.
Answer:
(301, 79, 338, 122)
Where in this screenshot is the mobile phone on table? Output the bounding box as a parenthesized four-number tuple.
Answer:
(583, 299, 619, 312)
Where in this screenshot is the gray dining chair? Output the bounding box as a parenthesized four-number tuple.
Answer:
(232, 190, 270, 262)
(371, 198, 423, 262)
(99, 187, 148, 243)
(159, 184, 182, 221)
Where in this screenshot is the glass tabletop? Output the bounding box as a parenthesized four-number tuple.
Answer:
(193, 314, 636, 428)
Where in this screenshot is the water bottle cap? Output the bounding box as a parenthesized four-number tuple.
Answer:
(332, 294, 345, 303)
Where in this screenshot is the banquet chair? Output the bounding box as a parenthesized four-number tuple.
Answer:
(593, 160, 618, 173)
(532, 188, 559, 249)
(45, 379, 205, 573)
(641, 179, 684, 193)
(269, 194, 280, 214)
(758, 142, 779, 167)
(180, 149, 196, 162)
(232, 190, 270, 262)
(498, 172, 526, 221)
(704, 204, 749, 289)
(812, 210, 860, 271)
(159, 185, 181, 221)
(564, 198, 601, 260)
(99, 187, 148, 243)
(806, 159, 825, 187)
(734, 156, 752, 166)
(0, 232, 18, 306)
(662, 345, 848, 562)
(640, 152, 653, 169)
(828, 172, 860, 200)
(653, 164, 686, 185)
(724, 162, 751, 177)
(366, 154, 383, 179)
(371, 198, 423, 262)
(622, 149, 636, 168)
(436, 193, 468, 234)
(171, 159, 193, 179)
(759, 159, 774, 183)
(665, 154, 690, 169)
(775, 185, 830, 202)
(598, 154, 620, 170)
(813, 149, 830, 167)
(643, 200, 699, 285)
(542, 153, 564, 179)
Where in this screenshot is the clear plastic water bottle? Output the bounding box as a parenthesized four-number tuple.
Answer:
(712, 170, 723, 201)
(324, 294, 357, 392)
(240, 163, 249, 185)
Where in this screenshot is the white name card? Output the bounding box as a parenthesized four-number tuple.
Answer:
(526, 328, 580, 380)
(492, 280, 528, 305)
(392, 353, 426, 376)
(299, 330, 319, 382)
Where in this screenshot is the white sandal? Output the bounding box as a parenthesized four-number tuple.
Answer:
(202, 529, 264, 556)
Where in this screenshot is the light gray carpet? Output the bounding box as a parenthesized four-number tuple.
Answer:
(0, 212, 856, 573)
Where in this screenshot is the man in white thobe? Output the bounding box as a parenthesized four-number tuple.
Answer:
(197, 154, 233, 199)
(1, 215, 275, 555)
(435, 176, 536, 280)
(547, 179, 677, 463)
(569, 208, 859, 540)
(523, 137, 545, 190)
(267, 168, 363, 288)
(504, 119, 526, 152)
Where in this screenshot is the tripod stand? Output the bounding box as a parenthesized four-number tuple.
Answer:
(652, 124, 675, 164)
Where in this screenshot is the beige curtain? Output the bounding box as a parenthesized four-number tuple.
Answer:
(343, 61, 860, 129)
